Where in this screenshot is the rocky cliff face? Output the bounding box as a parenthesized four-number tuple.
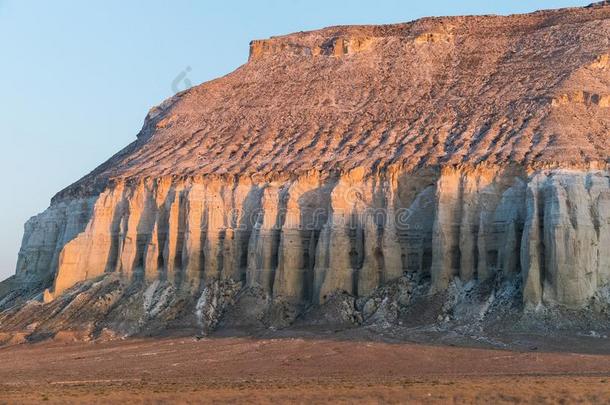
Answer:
(2, 3, 610, 342)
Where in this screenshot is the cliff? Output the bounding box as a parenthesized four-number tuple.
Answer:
(2, 3, 610, 342)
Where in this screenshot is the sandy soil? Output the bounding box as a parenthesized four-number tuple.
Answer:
(0, 336, 609, 404)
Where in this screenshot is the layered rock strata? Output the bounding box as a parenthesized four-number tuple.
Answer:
(14, 167, 610, 310)
(3, 3, 610, 337)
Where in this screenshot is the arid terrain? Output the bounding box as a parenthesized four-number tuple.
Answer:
(2, 3, 610, 404)
(1, 336, 610, 404)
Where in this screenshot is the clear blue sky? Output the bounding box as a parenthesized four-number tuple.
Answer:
(0, 0, 589, 280)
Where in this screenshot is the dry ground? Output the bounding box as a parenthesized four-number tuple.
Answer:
(0, 336, 609, 403)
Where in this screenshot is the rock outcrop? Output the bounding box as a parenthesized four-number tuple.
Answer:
(2, 3, 610, 341)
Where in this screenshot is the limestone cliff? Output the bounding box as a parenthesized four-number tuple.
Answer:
(2, 3, 610, 341)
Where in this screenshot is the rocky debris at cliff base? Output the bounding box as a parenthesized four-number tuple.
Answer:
(1, 271, 609, 349)
(195, 279, 243, 334)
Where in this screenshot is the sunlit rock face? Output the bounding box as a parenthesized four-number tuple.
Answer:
(14, 167, 610, 311)
(3, 4, 610, 339)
